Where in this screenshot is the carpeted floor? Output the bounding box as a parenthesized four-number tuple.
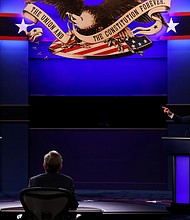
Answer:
(1, 190, 190, 220)
(76, 189, 172, 203)
(0, 189, 173, 203)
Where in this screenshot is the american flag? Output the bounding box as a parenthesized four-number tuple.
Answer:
(49, 35, 152, 59)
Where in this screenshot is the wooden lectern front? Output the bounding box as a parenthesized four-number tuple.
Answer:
(162, 137, 190, 213)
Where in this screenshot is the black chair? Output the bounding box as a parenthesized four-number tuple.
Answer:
(19, 187, 73, 220)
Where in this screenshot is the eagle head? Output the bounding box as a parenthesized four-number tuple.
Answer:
(67, 10, 97, 30)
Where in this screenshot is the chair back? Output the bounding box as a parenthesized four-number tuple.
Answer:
(19, 187, 72, 220)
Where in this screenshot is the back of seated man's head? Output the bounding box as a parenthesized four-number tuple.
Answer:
(43, 150, 63, 173)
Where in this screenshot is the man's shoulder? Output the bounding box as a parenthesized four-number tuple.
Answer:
(29, 173, 46, 180)
(59, 173, 73, 181)
(29, 173, 74, 184)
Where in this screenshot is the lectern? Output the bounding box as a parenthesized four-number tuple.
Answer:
(162, 137, 190, 213)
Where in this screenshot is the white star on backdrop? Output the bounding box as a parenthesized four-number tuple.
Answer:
(166, 18, 179, 33)
(15, 18, 31, 34)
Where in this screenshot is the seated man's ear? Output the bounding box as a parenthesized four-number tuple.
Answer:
(59, 164, 63, 171)
(43, 163, 47, 170)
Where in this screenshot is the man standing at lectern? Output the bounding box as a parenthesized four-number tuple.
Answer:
(162, 106, 190, 124)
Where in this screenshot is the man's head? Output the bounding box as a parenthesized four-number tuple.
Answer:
(43, 150, 63, 173)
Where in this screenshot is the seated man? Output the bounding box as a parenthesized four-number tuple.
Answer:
(28, 150, 79, 211)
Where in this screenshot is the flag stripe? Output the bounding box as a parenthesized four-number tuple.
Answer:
(169, 12, 190, 17)
(76, 43, 119, 55)
(160, 35, 190, 40)
(0, 36, 27, 40)
(0, 13, 23, 17)
(49, 36, 151, 58)
(94, 45, 129, 56)
(50, 40, 130, 57)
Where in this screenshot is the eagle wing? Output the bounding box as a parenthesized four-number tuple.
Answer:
(100, 0, 165, 24)
(42, 0, 85, 19)
(40, 0, 167, 27)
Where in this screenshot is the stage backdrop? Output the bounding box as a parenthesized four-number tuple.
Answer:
(1, 0, 190, 194)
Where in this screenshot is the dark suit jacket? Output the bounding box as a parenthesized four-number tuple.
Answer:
(173, 114, 190, 124)
(28, 173, 79, 209)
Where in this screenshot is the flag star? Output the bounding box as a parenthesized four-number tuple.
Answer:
(15, 18, 30, 34)
(166, 18, 179, 33)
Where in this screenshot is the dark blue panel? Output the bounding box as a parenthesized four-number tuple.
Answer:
(168, 40, 190, 104)
(176, 156, 189, 204)
(29, 129, 168, 190)
(0, 41, 28, 104)
(0, 123, 28, 191)
(0, 0, 25, 13)
(29, 49, 167, 96)
(171, 0, 190, 12)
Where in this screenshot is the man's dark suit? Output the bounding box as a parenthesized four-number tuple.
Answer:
(173, 114, 190, 124)
(29, 173, 79, 209)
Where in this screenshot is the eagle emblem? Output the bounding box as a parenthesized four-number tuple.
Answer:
(24, 0, 170, 59)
